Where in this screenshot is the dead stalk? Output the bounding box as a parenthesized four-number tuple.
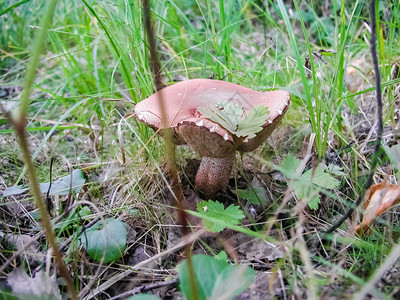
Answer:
(2, 0, 77, 298)
(142, 1, 199, 299)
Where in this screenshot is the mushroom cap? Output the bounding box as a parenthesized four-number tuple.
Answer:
(134, 79, 290, 156)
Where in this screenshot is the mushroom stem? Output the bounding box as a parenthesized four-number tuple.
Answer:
(195, 155, 234, 198)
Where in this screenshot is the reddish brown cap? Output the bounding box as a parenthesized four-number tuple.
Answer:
(134, 79, 290, 155)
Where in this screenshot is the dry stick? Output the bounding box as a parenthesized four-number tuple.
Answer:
(142, 1, 199, 300)
(3, 0, 77, 298)
(325, 0, 383, 234)
(14, 120, 77, 300)
(110, 277, 179, 300)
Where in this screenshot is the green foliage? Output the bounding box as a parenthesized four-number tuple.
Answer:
(54, 206, 91, 232)
(384, 144, 400, 170)
(197, 200, 245, 232)
(2, 169, 86, 197)
(80, 218, 127, 263)
(198, 101, 269, 139)
(178, 255, 255, 300)
(275, 155, 340, 209)
(236, 187, 266, 205)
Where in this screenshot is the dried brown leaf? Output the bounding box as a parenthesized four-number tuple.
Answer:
(7, 268, 61, 300)
(356, 182, 400, 236)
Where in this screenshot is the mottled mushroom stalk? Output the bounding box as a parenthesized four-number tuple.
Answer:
(195, 156, 234, 197)
(177, 118, 236, 198)
(134, 79, 290, 199)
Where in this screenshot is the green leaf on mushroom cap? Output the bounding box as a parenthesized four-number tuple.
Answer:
(236, 105, 270, 138)
(197, 101, 243, 134)
(197, 101, 269, 139)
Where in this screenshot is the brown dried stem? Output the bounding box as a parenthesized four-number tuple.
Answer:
(325, 0, 383, 234)
(2, 0, 77, 298)
(142, 1, 199, 299)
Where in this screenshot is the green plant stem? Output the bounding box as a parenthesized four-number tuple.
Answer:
(142, 1, 199, 300)
(0, 0, 32, 17)
(325, 0, 383, 234)
(11, 0, 77, 298)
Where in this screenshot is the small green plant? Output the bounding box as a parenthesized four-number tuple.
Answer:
(274, 155, 340, 209)
(80, 218, 127, 263)
(178, 254, 255, 300)
(54, 206, 91, 233)
(197, 200, 245, 232)
(235, 187, 266, 206)
(197, 101, 269, 139)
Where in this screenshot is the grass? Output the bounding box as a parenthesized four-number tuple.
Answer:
(1, 0, 400, 299)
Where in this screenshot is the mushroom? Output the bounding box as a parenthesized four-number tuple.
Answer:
(134, 79, 290, 198)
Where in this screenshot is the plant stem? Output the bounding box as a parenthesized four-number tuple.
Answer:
(142, 1, 199, 299)
(11, 0, 77, 298)
(325, 0, 383, 234)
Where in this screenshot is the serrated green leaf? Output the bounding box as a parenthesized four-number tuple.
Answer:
(326, 164, 346, 176)
(197, 101, 243, 133)
(236, 105, 269, 138)
(275, 155, 302, 179)
(80, 218, 127, 263)
(278, 157, 340, 210)
(197, 200, 245, 232)
(289, 181, 321, 210)
(198, 101, 269, 139)
(178, 255, 255, 300)
(302, 166, 339, 189)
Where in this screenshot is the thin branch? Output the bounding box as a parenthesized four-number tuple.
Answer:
(5, 0, 77, 298)
(142, 1, 199, 300)
(325, 0, 383, 234)
(110, 277, 179, 300)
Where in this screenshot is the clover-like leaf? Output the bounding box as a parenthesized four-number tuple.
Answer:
(197, 101, 243, 133)
(197, 200, 245, 232)
(276, 155, 340, 210)
(274, 155, 302, 180)
(198, 101, 269, 139)
(80, 218, 127, 263)
(236, 105, 269, 138)
(302, 165, 340, 189)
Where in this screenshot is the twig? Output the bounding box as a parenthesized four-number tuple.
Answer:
(45, 157, 57, 215)
(142, 1, 199, 300)
(4, 0, 77, 298)
(110, 277, 179, 300)
(325, 0, 383, 234)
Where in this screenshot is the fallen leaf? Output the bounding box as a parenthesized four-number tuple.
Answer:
(356, 182, 400, 236)
(7, 268, 61, 300)
(2, 234, 42, 264)
(2, 169, 85, 197)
